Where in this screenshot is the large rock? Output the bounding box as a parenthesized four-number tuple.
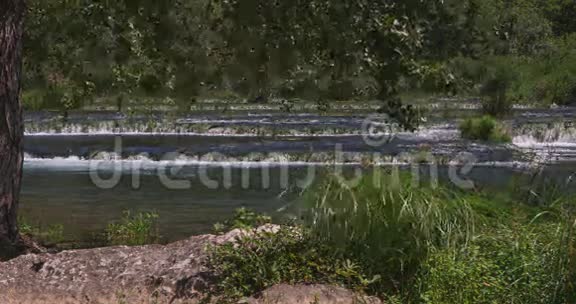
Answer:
(0, 225, 377, 304)
(0, 226, 274, 304)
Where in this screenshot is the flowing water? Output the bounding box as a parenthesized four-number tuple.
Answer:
(21, 102, 576, 242)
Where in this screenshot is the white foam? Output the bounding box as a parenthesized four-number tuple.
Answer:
(23, 152, 533, 169)
(511, 122, 576, 163)
(23, 157, 362, 168)
(513, 137, 576, 149)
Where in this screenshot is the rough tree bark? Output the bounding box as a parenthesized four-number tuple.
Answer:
(0, 0, 25, 254)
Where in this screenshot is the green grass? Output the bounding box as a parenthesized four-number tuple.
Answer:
(105, 211, 160, 246)
(16, 210, 161, 251)
(207, 228, 377, 302)
(510, 35, 576, 106)
(207, 170, 576, 303)
(213, 207, 272, 234)
(459, 116, 512, 143)
(18, 216, 65, 246)
(303, 173, 476, 291)
(416, 203, 576, 304)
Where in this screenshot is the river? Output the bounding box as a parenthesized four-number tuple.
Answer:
(20, 101, 576, 242)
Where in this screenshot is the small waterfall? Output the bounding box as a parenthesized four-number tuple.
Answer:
(512, 122, 576, 162)
(513, 122, 576, 148)
(25, 120, 198, 135)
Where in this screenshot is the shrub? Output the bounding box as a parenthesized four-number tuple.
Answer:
(105, 211, 160, 246)
(459, 116, 511, 143)
(326, 80, 356, 100)
(551, 74, 576, 106)
(207, 228, 378, 302)
(446, 54, 576, 108)
(21, 89, 46, 111)
(479, 58, 518, 117)
(498, 35, 576, 106)
(213, 208, 272, 234)
(513, 58, 576, 106)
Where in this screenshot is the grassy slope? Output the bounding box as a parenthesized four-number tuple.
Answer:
(208, 171, 576, 303)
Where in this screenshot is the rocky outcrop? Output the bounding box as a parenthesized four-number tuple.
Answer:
(1, 235, 213, 303)
(0, 226, 269, 303)
(0, 225, 377, 304)
(247, 284, 382, 304)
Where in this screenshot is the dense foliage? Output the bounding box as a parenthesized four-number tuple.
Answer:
(24, 0, 576, 121)
(24, 0, 448, 105)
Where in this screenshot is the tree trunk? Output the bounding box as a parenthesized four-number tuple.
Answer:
(0, 0, 25, 254)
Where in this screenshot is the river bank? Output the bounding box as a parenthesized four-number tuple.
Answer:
(3, 171, 576, 303)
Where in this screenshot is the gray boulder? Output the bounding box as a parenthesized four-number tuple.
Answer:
(0, 226, 378, 304)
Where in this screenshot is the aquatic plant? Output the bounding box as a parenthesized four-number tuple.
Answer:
(213, 208, 272, 234)
(18, 216, 66, 246)
(105, 211, 160, 246)
(459, 116, 511, 143)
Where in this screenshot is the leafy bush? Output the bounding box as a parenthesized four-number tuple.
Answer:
(21, 89, 45, 111)
(445, 56, 518, 113)
(213, 208, 272, 234)
(448, 50, 576, 108)
(482, 35, 576, 107)
(459, 116, 511, 143)
(105, 211, 160, 246)
(479, 58, 518, 116)
(207, 228, 379, 302)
